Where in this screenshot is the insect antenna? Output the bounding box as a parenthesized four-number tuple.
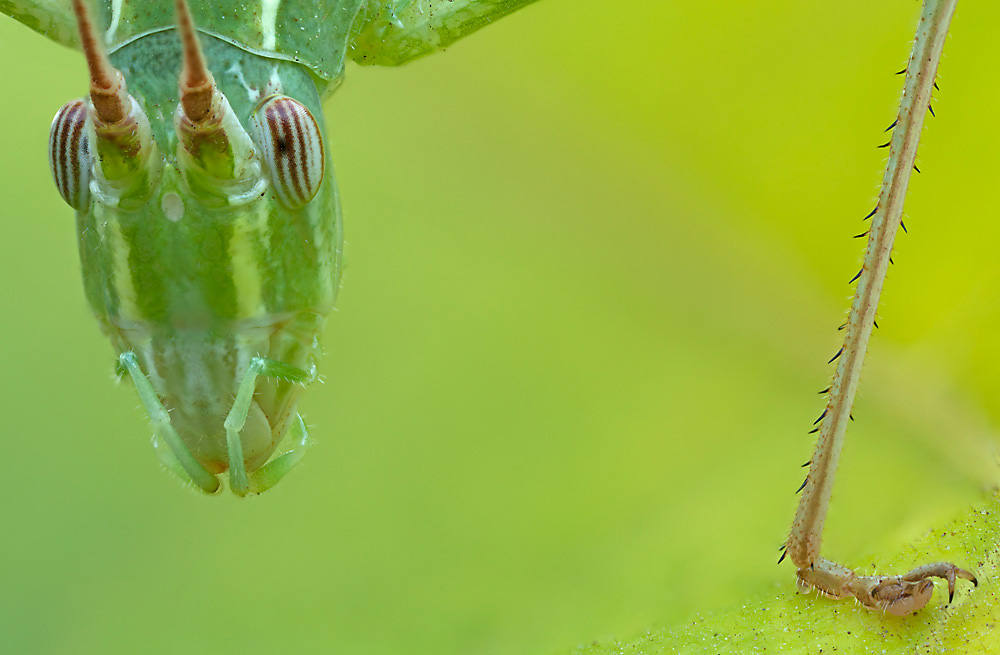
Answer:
(172, 0, 261, 195)
(72, 0, 129, 124)
(175, 0, 215, 123)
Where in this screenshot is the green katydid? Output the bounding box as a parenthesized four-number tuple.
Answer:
(1, 0, 539, 496)
(0, 0, 983, 621)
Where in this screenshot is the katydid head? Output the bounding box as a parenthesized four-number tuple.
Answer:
(47, 0, 339, 495)
(49, 0, 326, 214)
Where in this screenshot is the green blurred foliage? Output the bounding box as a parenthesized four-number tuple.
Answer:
(1, 2, 999, 654)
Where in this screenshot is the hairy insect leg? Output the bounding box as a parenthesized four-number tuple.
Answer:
(784, 0, 974, 616)
(797, 558, 977, 617)
(224, 357, 312, 496)
(246, 415, 311, 494)
(150, 433, 193, 484)
(118, 352, 221, 493)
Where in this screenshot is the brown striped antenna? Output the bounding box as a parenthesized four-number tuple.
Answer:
(175, 0, 216, 123)
(72, 0, 128, 124)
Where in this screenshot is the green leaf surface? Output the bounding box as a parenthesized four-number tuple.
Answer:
(0, 0, 76, 48)
(567, 496, 1000, 654)
(0, 0, 367, 85)
(350, 0, 541, 66)
(0, 0, 544, 77)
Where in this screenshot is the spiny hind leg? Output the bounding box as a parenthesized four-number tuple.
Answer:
(785, 466, 977, 616)
(118, 352, 221, 494)
(782, 0, 970, 617)
(224, 357, 313, 496)
(796, 557, 977, 617)
(246, 414, 311, 494)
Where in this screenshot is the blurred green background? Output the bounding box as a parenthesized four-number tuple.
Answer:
(2, 2, 1000, 653)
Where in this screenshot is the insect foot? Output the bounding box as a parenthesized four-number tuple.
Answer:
(796, 557, 977, 616)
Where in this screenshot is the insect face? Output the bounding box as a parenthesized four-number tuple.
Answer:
(47, 0, 341, 495)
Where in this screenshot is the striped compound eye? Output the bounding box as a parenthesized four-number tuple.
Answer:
(48, 99, 92, 210)
(250, 95, 324, 209)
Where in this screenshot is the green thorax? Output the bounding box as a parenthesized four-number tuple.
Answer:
(98, 0, 366, 96)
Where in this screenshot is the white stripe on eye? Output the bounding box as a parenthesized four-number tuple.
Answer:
(250, 95, 324, 209)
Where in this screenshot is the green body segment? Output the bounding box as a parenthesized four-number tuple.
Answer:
(78, 31, 341, 475)
(94, 0, 365, 96)
(2, 0, 542, 76)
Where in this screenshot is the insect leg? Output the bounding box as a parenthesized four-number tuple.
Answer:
(796, 558, 976, 617)
(224, 357, 312, 496)
(118, 352, 220, 493)
(150, 433, 192, 486)
(783, 0, 972, 616)
(247, 415, 311, 494)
